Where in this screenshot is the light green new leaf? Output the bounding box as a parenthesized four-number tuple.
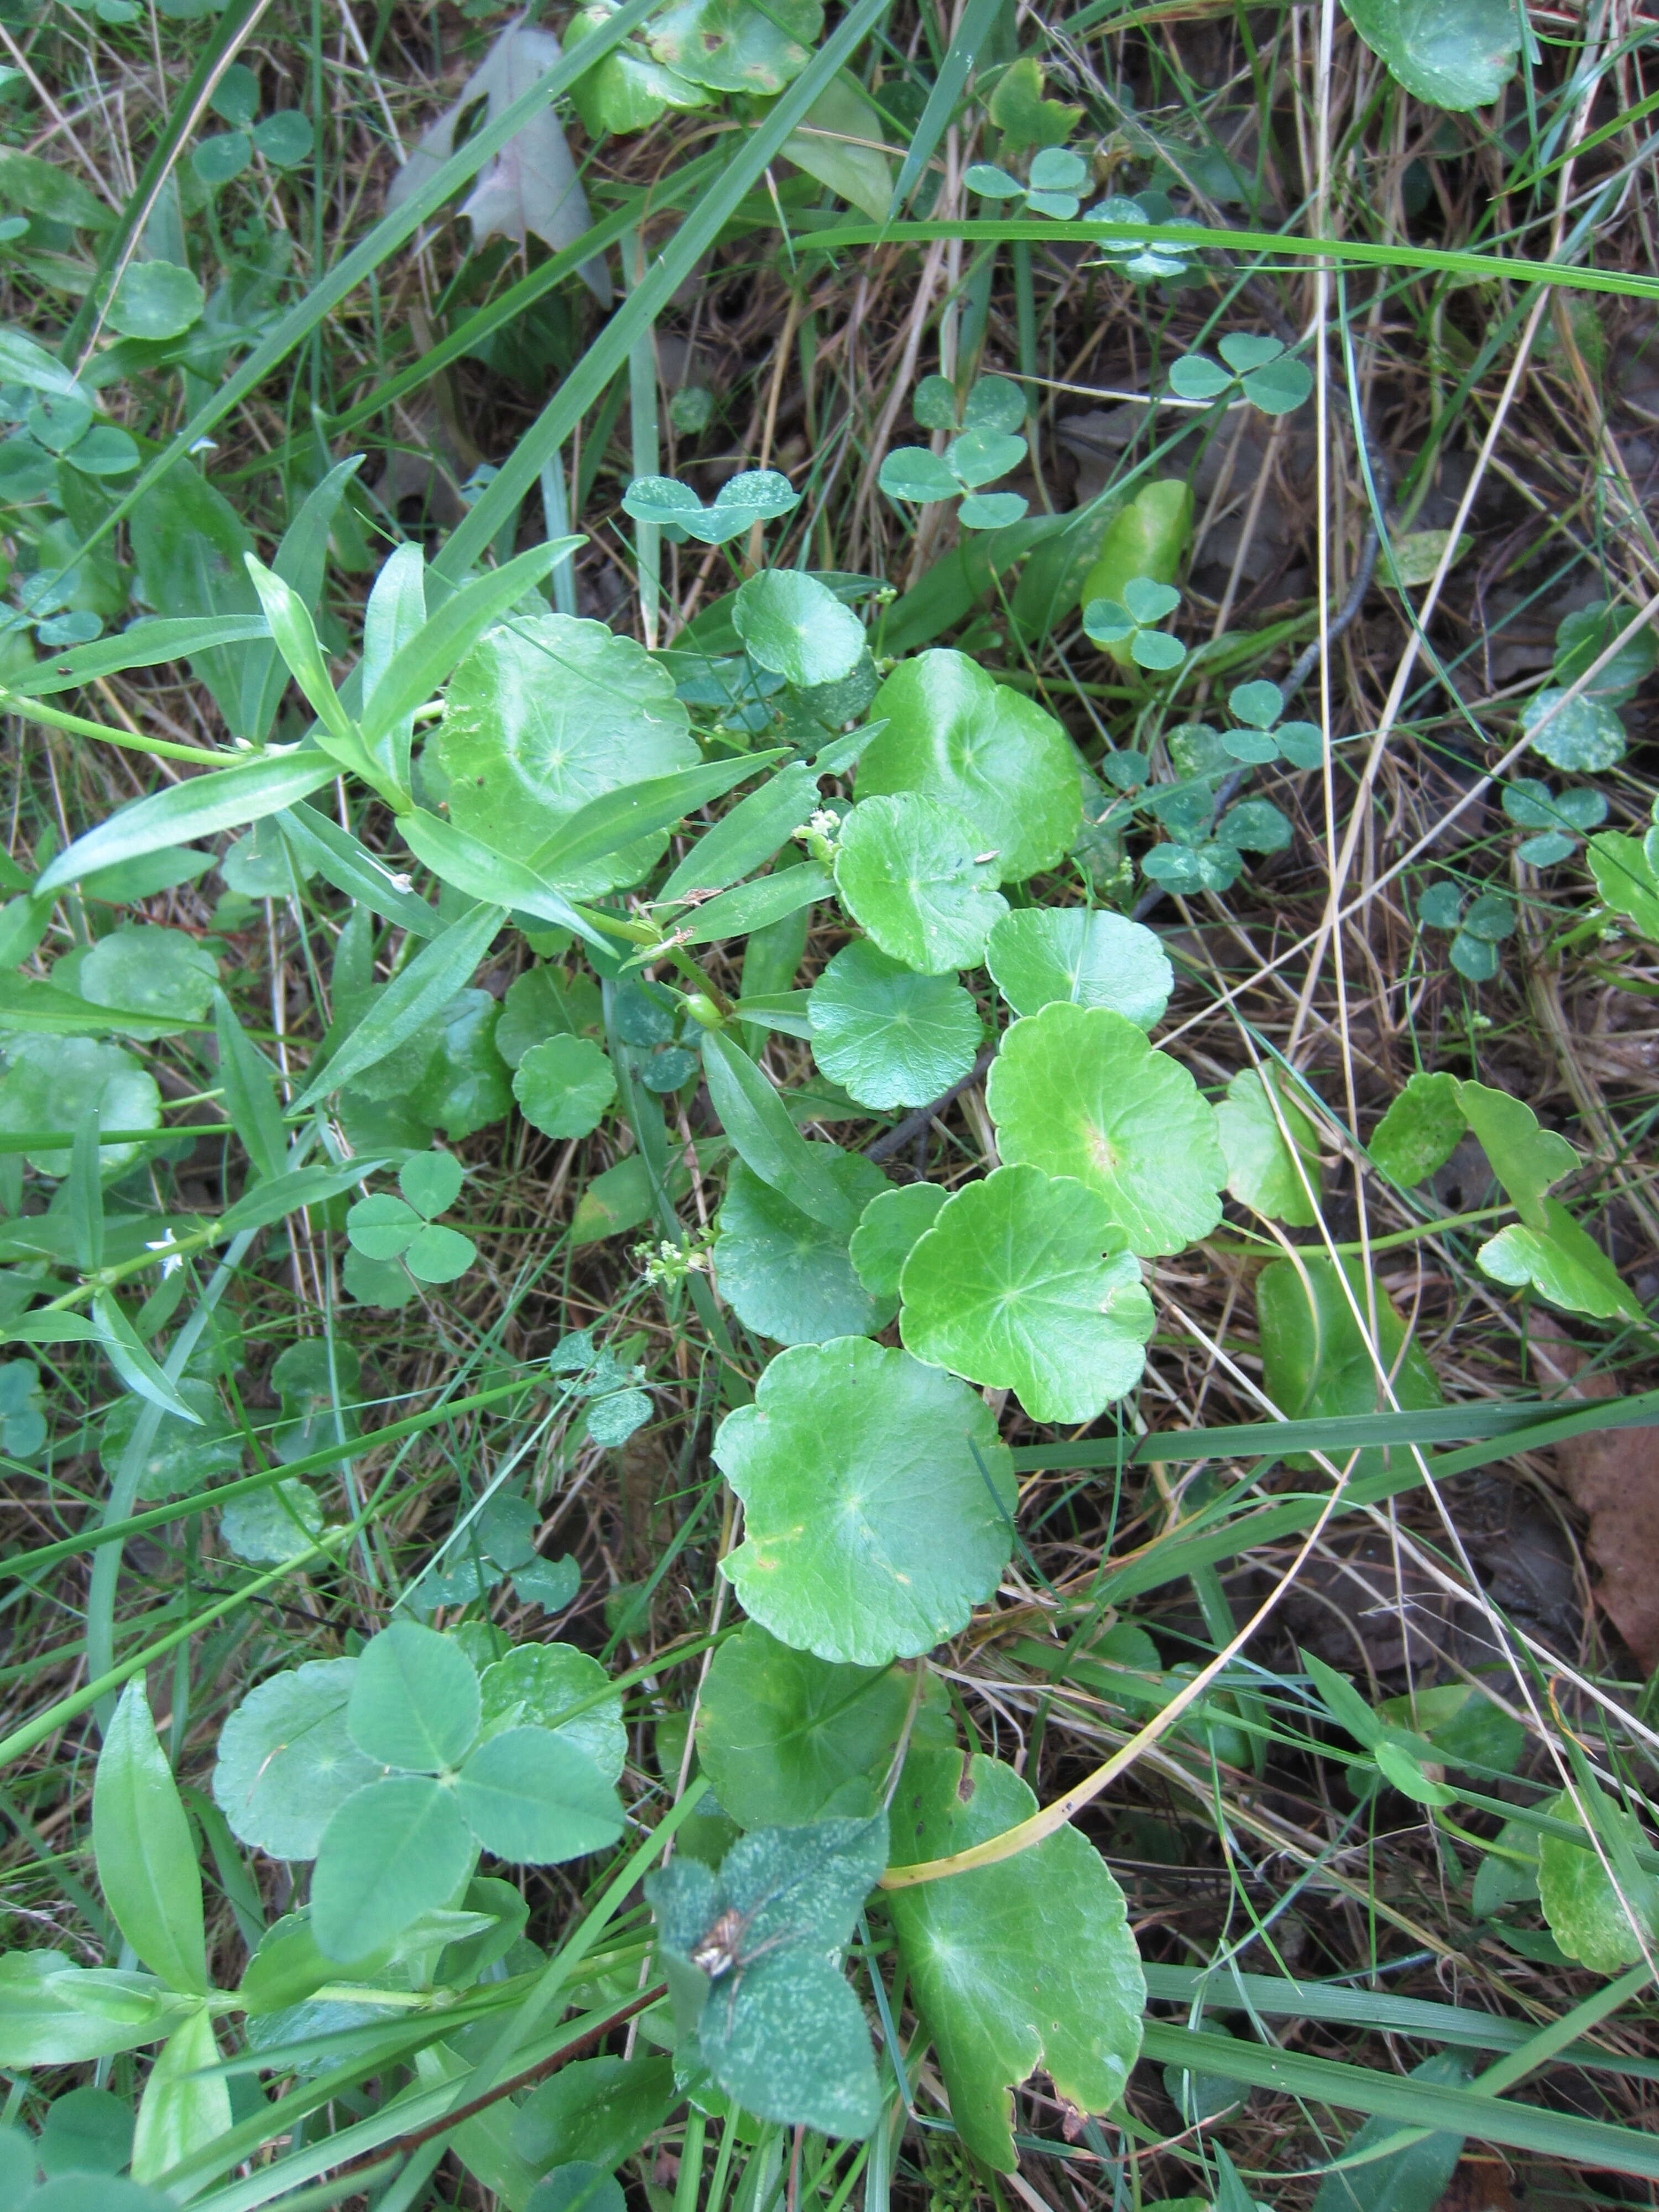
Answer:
(0, 1955, 195, 2068)
(347, 1620, 481, 1772)
(782, 77, 892, 220)
(733, 570, 864, 686)
(714, 1337, 1015, 1665)
(701, 1026, 862, 1234)
(714, 1153, 895, 1345)
(212, 1657, 380, 1859)
(515, 1034, 617, 1138)
(1477, 1199, 1642, 1322)
(1457, 1079, 1575, 1229)
(1257, 1255, 1443, 1471)
(696, 1621, 920, 1827)
(1215, 1066, 1322, 1226)
(985, 905, 1172, 1028)
(890, 1750, 1144, 2172)
(435, 613, 696, 890)
(129, 2006, 233, 2185)
(310, 1775, 476, 1960)
(1537, 1785, 1659, 1973)
(834, 792, 1007, 973)
(987, 1003, 1226, 1255)
(1369, 1071, 1465, 1187)
(1339, 0, 1520, 110)
(807, 940, 980, 1107)
(848, 1182, 948, 1301)
(35, 752, 336, 897)
(860, 650, 1080, 881)
(454, 1727, 623, 1861)
(93, 1681, 207, 1995)
(296, 901, 502, 1108)
(899, 1165, 1154, 1421)
(478, 1644, 627, 1778)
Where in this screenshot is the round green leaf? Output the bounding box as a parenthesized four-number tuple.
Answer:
(39, 2085, 134, 2176)
(985, 907, 1171, 1028)
(697, 1621, 917, 1827)
(1340, 0, 1521, 110)
(834, 792, 1008, 974)
(646, 0, 822, 91)
(714, 1337, 1016, 1666)
(733, 570, 864, 687)
(986, 1003, 1226, 1256)
(436, 614, 697, 889)
(310, 1773, 475, 1960)
(958, 490, 1028, 530)
(889, 1750, 1144, 2173)
(1130, 626, 1185, 672)
(347, 1619, 481, 1773)
(1521, 687, 1626, 773)
(455, 1727, 623, 1863)
(714, 1153, 895, 1345)
(848, 1183, 948, 1301)
(1229, 679, 1283, 729)
(212, 1657, 379, 1858)
(210, 61, 259, 124)
(406, 1221, 477, 1283)
(1368, 1070, 1465, 1187)
(945, 426, 1025, 489)
(1168, 352, 1233, 400)
(346, 1191, 421, 1260)
(399, 1150, 465, 1218)
(1537, 1786, 1659, 1972)
(898, 1165, 1153, 1421)
(220, 1478, 324, 1564)
(514, 1034, 617, 1139)
(0, 1034, 155, 1174)
(1241, 356, 1313, 413)
(807, 940, 980, 1108)
(479, 1644, 627, 1779)
(528, 2166, 628, 2212)
(1214, 1067, 1322, 1226)
(80, 924, 218, 1026)
(107, 259, 204, 340)
(65, 424, 140, 478)
(860, 650, 1081, 881)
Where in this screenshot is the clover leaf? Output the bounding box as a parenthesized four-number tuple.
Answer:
(1501, 776, 1606, 867)
(212, 1657, 380, 1859)
(346, 1155, 476, 1284)
(807, 940, 980, 1108)
(713, 1337, 1015, 1665)
(622, 468, 800, 544)
(1169, 335, 1312, 414)
(1085, 190, 1201, 280)
(1083, 576, 1185, 670)
(1520, 687, 1626, 773)
(833, 793, 1007, 973)
(899, 1165, 1155, 1421)
(987, 1003, 1227, 1255)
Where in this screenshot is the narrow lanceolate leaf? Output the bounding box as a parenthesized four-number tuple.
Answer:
(212, 988, 287, 1183)
(530, 752, 784, 881)
(92, 1681, 208, 1994)
(91, 1293, 208, 1425)
(275, 804, 440, 936)
(293, 901, 503, 1109)
(398, 810, 614, 952)
(242, 556, 361, 750)
(12, 615, 272, 697)
(701, 1027, 861, 1235)
(35, 753, 338, 896)
(218, 1161, 393, 1237)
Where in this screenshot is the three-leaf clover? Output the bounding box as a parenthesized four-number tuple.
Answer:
(621, 468, 799, 544)
(1415, 883, 1516, 982)
(966, 144, 1091, 218)
(308, 1621, 624, 1958)
(192, 62, 314, 185)
(1169, 333, 1313, 415)
(547, 1328, 653, 1446)
(1502, 777, 1607, 867)
(346, 1153, 476, 1285)
(1082, 576, 1185, 670)
(878, 374, 1030, 530)
(1086, 190, 1202, 280)
(1219, 680, 1325, 769)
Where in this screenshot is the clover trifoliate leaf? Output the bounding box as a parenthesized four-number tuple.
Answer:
(310, 1774, 476, 1960)
(733, 570, 864, 687)
(435, 615, 697, 890)
(1257, 1255, 1443, 1472)
(833, 792, 1007, 973)
(347, 1619, 481, 1773)
(1368, 1071, 1465, 1187)
(454, 1728, 623, 1862)
(212, 1658, 380, 1858)
(345, 1192, 421, 1261)
(860, 650, 1081, 881)
(848, 1183, 948, 1301)
(890, 1750, 1144, 2172)
(898, 1166, 1152, 1421)
(714, 1338, 1015, 1665)
(714, 1154, 894, 1345)
(478, 1644, 627, 1777)
(1214, 1066, 1322, 1225)
(220, 1479, 324, 1564)
(807, 940, 980, 1108)
(1456, 1081, 1575, 1230)
(986, 1003, 1225, 1256)
(514, 1034, 617, 1139)
(985, 906, 1172, 1028)
(697, 1621, 918, 1828)
(1536, 1785, 1659, 1972)
(1477, 1199, 1642, 1322)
